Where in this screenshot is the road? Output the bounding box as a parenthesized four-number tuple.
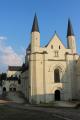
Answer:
(0, 101, 80, 120)
(0, 104, 64, 120)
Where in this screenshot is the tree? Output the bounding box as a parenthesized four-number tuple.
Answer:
(1, 73, 7, 80)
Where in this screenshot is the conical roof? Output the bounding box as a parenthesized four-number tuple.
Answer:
(31, 14, 39, 32)
(67, 19, 74, 37)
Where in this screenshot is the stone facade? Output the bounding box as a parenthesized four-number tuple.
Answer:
(76, 57, 80, 100)
(20, 15, 80, 104)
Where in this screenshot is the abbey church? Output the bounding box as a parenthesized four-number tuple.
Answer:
(2, 15, 80, 104)
(19, 14, 80, 104)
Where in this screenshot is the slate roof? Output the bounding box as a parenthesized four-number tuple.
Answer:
(31, 14, 40, 32)
(67, 19, 74, 36)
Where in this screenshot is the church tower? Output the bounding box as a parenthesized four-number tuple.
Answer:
(67, 19, 76, 53)
(31, 14, 40, 53)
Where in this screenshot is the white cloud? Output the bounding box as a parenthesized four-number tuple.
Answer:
(0, 36, 24, 72)
(1, 46, 23, 65)
(0, 36, 7, 41)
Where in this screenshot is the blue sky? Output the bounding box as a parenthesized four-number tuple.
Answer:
(0, 0, 80, 72)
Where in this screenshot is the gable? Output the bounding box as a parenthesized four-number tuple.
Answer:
(46, 33, 66, 51)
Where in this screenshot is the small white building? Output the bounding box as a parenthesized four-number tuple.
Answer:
(2, 66, 22, 93)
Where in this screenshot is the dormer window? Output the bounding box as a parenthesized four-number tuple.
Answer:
(51, 45, 53, 49)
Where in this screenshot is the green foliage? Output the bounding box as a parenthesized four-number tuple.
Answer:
(1, 73, 7, 80)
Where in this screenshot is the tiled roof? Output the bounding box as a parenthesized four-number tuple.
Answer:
(8, 66, 22, 71)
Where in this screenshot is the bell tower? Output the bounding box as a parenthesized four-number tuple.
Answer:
(31, 14, 40, 53)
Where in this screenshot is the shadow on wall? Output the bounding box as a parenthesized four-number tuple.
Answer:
(28, 59, 78, 104)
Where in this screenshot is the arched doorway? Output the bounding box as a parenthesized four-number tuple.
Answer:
(9, 84, 16, 92)
(13, 88, 16, 92)
(55, 90, 60, 101)
(3, 87, 6, 95)
(3, 87, 6, 92)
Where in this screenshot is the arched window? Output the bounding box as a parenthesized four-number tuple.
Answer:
(54, 69, 60, 83)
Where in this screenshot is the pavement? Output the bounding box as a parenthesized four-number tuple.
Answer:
(53, 101, 77, 107)
(6, 91, 26, 103)
(0, 104, 64, 120)
(0, 92, 80, 120)
(2, 102, 79, 120)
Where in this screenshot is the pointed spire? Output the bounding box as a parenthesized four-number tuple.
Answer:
(67, 19, 74, 37)
(31, 14, 40, 32)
